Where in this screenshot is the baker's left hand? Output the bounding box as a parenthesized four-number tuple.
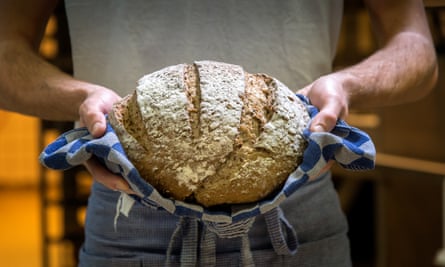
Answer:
(298, 73, 350, 133)
(298, 73, 351, 178)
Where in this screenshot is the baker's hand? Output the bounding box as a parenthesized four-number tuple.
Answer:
(78, 85, 122, 138)
(77, 84, 136, 194)
(85, 157, 137, 194)
(298, 73, 349, 133)
(298, 73, 350, 179)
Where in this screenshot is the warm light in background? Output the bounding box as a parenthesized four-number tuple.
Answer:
(0, 14, 60, 267)
(0, 111, 40, 186)
(40, 16, 59, 59)
(0, 15, 59, 187)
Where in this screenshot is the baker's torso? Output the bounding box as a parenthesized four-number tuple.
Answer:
(65, 0, 343, 96)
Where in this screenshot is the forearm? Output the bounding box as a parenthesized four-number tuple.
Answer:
(0, 39, 90, 121)
(339, 30, 438, 110)
(0, 0, 87, 120)
(299, 0, 438, 132)
(0, 37, 121, 137)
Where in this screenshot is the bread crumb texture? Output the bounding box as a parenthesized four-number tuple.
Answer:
(109, 61, 309, 207)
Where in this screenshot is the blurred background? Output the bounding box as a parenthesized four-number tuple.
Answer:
(1, 1, 445, 266)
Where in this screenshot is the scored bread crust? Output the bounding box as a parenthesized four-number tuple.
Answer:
(109, 61, 310, 207)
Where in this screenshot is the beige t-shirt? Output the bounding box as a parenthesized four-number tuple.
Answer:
(65, 0, 343, 96)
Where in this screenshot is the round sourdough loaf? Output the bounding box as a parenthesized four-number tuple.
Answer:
(109, 61, 310, 207)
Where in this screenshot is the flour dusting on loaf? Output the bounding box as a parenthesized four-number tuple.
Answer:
(109, 60, 310, 207)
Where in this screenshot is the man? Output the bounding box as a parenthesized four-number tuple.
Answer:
(0, 0, 437, 266)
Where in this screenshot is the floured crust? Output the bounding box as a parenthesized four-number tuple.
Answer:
(109, 60, 309, 207)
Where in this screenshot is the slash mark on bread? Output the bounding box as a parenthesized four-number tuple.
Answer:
(184, 64, 201, 139)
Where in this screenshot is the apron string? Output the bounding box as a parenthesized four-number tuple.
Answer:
(264, 207, 299, 255)
(166, 217, 199, 267)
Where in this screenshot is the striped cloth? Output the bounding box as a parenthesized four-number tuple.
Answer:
(39, 94, 376, 266)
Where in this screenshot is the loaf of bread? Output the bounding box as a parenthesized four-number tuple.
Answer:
(109, 61, 310, 207)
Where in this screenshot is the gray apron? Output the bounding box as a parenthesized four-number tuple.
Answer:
(78, 172, 351, 267)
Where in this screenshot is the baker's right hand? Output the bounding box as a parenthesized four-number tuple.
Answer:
(78, 85, 122, 138)
(77, 84, 137, 194)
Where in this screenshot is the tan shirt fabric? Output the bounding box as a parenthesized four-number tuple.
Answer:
(65, 0, 343, 96)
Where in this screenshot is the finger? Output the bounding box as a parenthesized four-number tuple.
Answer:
(84, 158, 137, 195)
(309, 159, 335, 180)
(79, 102, 107, 137)
(310, 100, 348, 132)
(88, 118, 106, 138)
(78, 88, 121, 138)
(310, 109, 339, 132)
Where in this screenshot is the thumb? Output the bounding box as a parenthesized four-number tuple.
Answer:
(79, 108, 107, 138)
(310, 110, 338, 132)
(78, 88, 121, 137)
(310, 100, 348, 132)
(87, 115, 107, 138)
